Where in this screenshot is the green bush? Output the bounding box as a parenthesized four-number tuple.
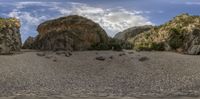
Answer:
(91, 43, 110, 50)
(150, 42, 165, 51)
(90, 38, 132, 51)
(169, 28, 184, 49)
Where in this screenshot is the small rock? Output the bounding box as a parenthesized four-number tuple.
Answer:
(128, 52, 134, 54)
(55, 51, 65, 55)
(65, 52, 72, 57)
(53, 58, 57, 62)
(56, 51, 72, 57)
(96, 56, 106, 61)
(45, 55, 52, 59)
(109, 56, 113, 59)
(139, 57, 149, 62)
(36, 52, 45, 56)
(119, 53, 126, 56)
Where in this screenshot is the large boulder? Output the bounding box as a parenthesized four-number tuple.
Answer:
(114, 25, 153, 41)
(23, 15, 109, 51)
(132, 13, 200, 55)
(0, 18, 22, 54)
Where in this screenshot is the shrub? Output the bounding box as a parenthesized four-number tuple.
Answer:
(169, 28, 184, 49)
(91, 43, 110, 50)
(150, 42, 165, 51)
(90, 38, 132, 51)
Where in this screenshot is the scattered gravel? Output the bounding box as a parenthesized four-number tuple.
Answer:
(0, 50, 199, 98)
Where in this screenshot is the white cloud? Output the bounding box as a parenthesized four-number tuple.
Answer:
(185, 2, 200, 5)
(170, 1, 200, 5)
(54, 3, 153, 36)
(6, 1, 153, 40)
(8, 10, 45, 25)
(8, 7, 47, 40)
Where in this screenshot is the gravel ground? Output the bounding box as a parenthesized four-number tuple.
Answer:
(0, 50, 200, 98)
(0, 95, 200, 99)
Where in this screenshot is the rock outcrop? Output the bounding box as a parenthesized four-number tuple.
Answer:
(23, 15, 109, 51)
(0, 18, 21, 54)
(114, 25, 153, 41)
(132, 13, 200, 55)
(22, 36, 34, 49)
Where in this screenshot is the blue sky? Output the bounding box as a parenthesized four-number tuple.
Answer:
(0, 0, 200, 42)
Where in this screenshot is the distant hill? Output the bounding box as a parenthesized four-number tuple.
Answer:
(114, 25, 153, 41)
(131, 13, 200, 55)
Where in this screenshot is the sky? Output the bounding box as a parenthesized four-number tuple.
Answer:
(0, 0, 200, 42)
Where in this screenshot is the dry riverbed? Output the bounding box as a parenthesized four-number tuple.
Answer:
(0, 50, 200, 99)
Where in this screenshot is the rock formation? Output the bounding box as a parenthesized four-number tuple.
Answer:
(114, 25, 153, 41)
(132, 13, 200, 55)
(22, 36, 34, 49)
(23, 15, 109, 51)
(0, 18, 22, 54)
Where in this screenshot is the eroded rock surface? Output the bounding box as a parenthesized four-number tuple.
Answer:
(22, 36, 34, 49)
(23, 15, 109, 51)
(0, 18, 21, 54)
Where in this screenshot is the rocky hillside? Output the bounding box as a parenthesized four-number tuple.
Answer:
(22, 36, 34, 49)
(114, 25, 153, 41)
(0, 18, 22, 54)
(23, 15, 109, 51)
(131, 13, 200, 55)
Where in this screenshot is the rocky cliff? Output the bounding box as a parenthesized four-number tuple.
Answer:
(114, 25, 153, 41)
(22, 36, 34, 49)
(23, 15, 109, 51)
(0, 18, 22, 54)
(132, 13, 200, 55)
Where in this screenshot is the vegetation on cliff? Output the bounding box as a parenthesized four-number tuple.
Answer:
(0, 17, 21, 54)
(0, 18, 20, 30)
(114, 25, 153, 41)
(131, 13, 200, 54)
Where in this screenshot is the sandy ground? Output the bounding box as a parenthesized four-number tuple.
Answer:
(0, 50, 200, 99)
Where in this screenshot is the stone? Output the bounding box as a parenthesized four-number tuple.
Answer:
(96, 56, 106, 61)
(45, 55, 52, 59)
(36, 52, 45, 56)
(23, 15, 109, 51)
(109, 56, 113, 59)
(53, 58, 57, 62)
(139, 57, 149, 62)
(119, 53, 126, 56)
(64, 52, 72, 57)
(128, 52, 134, 54)
(55, 51, 72, 57)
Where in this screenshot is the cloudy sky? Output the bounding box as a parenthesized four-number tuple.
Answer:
(0, 0, 200, 42)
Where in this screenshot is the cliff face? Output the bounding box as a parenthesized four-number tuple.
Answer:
(22, 36, 34, 49)
(114, 25, 153, 41)
(132, 14, 200, 55)
(24, 15, 109, 51)
(0, 18, 22, 54)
